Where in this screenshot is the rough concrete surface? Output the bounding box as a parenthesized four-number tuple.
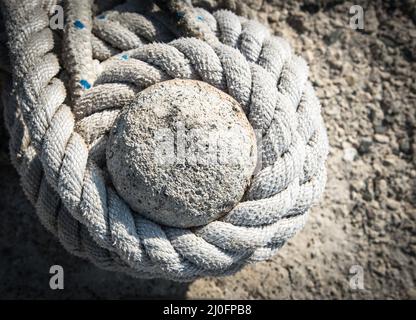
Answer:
(107, 79, 256, 228)
(0, 0, 415, 299)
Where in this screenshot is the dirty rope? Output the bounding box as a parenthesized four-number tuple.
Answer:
(1, 0, 329, 281)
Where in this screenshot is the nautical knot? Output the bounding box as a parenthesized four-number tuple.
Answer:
(1, 0, 329, 281)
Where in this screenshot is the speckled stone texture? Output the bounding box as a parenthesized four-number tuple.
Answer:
(1, 0, 415, 299)
(106, 79, 257, 228)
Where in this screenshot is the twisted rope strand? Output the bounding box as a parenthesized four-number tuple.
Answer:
(2, 0, 329, 280)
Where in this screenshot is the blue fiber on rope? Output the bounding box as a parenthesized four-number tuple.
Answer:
(79, 79, 91, 90)
(74, 20, 85, 29)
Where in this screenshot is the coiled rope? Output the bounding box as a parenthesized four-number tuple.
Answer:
(1, 0, 328, 281)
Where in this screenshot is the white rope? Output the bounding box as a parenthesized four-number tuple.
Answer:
(1, 0, 329, 281)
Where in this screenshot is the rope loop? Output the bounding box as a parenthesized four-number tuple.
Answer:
(1, 0, 328, 280)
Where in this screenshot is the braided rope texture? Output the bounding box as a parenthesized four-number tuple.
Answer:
(1, 0, 329, 281)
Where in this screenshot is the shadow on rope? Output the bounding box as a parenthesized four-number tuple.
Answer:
(0, 106, 190, 299)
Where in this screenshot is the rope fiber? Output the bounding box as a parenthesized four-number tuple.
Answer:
(1, 0, 328, 281)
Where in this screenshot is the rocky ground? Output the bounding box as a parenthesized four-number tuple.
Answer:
(0, 0, 415, 299)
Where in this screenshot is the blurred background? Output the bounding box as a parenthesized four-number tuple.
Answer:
(0, 0, 415, 299)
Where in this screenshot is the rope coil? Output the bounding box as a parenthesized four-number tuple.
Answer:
(1, 0, 329, 281)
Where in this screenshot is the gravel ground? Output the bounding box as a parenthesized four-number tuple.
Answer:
(0, 0, 415, 299)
